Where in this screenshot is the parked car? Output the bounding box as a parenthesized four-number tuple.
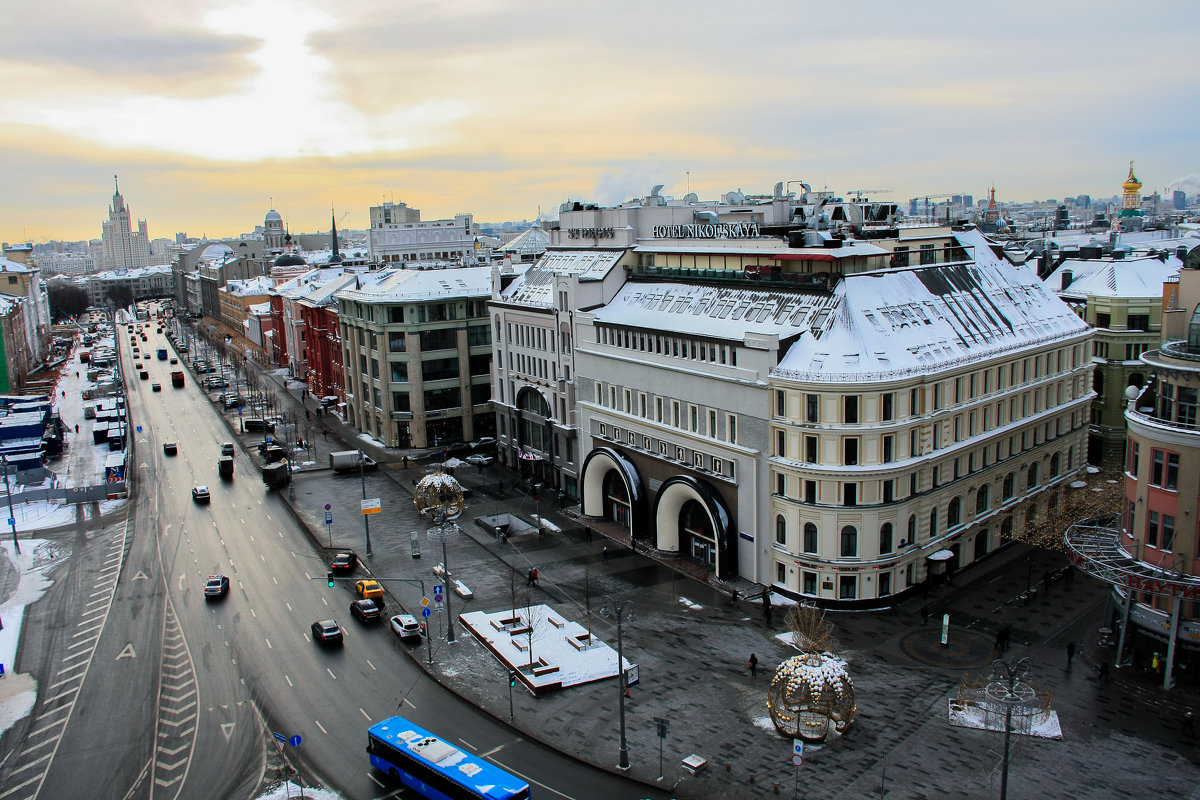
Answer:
(330, 552, 358, 574)
(390, 614, 424, 640)
(350, 598, 384, 623)
(163, 442, 178, 455)
(310, 619, 344, 646)
(204, 574, 229, 599)
(470, 437, 496, 450)
(466, 454, 494, 466)
(192, 485, 211, 503)
(355, 580, 384, 602)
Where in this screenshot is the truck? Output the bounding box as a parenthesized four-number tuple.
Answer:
(171, 370, 185, 388)
(218, 455, 234, 480)
(329, 450, 378, 474)
(262, 460, 290, 490)
(157, 347, 168, 360)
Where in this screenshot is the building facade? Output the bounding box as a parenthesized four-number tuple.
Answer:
(367, 201, 481, 264)
(100, 177, 154, 272)
(337, 268, 493, 449)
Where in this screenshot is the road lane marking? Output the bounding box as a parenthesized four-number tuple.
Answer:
(365, 659, 376, 671)
(402, 698, 416, 709)
(359, 708, 370, 720)
(272, 576, 278, 585)
(314, 720, 327, 734)
(260, 554, 265, 562)
(265, 638, 272, 649)
(285, 603, 292, 612)
(321, 597, 328, 606)
(367, 773, 385, 788)
(285, 675, 293, 687)
(327, 668, 336, 680)
(250, 608, 257, 619)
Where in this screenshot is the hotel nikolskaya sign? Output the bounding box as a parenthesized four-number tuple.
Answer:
(653, 222, 760, 239)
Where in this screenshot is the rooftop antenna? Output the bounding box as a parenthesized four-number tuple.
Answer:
(687, 171, 690, 197)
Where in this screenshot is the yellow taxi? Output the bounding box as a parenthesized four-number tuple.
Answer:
(355, 580, 384, 601)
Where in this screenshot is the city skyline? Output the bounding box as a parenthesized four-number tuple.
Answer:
(2, 0, 1197, 243)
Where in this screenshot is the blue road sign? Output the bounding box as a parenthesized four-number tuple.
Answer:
(6, 519, 13, 527)
(290, 734, 302, 747)
(433, 585, 443, 595)
(422, 608, 431, 617)
(136, 425, 143, 433)
(434, 593, 443, 604)
(325, 512, 333, 525)
(325, 504, 332, 511)
(273, 731, 286, 743)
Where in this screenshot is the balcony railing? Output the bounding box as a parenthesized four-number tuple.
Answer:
(1126, 407, 1200, 434)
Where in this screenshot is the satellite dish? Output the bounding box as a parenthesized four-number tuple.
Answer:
(684, 193, 698, 203)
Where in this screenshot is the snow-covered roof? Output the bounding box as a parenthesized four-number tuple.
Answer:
(247, 302, 272, 316)
(336, 266, 492, 304)
(1044, 255, 1182, 300)
(500, 249, 623, 307)
(774, 244, 1089, 381)
(0, 258, 31, 273)
(224, 276, 274, 296)
(91, 264, 172, 281)
(496, 224, 550, 257)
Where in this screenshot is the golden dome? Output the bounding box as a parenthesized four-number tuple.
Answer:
(1123, 161, 1142, 193)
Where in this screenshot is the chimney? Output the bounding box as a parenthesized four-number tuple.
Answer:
(1060, 269, 1073, 290)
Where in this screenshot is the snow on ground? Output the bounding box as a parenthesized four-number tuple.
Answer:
(0, 539, 59, 744)
(947, 699, 1063, 739)
(678, 596, 703, 610)
(356, 433, 384, 448)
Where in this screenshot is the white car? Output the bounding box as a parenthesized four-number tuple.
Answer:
(390, 614, 423, 640)
(466, 454, 494, 466)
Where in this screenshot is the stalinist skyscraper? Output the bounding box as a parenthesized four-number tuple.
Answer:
(100, 175, 152, 271)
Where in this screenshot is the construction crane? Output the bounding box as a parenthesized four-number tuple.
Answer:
(912, 192, 968, 220)
(845, 189, 892, 201)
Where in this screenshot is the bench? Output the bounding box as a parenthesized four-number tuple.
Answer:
(532, 663, 559, 677)
(569, 635, 594, 651)
(547, 616, 564, 628)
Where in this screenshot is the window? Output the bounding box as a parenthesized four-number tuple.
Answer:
(1152, 450, 1164, 486)
(803, 523, 818, 553)
(1003, 473, 1015, 500)
(976, 484, 990, 515)
(929, 507, 938, 539)
(776, 390, 786, 416)
(804, 480, 817, 504)
(845, 395, 859, 423)
(843, 483, 857, 507)
(840, 526, 858, 557)
(1127, 314, 1149, 331)
(388, 332, 406, 352)
(907, 515, 916, 545)
(805, 435, 818, 463)
(883, 479, 894, 503)
(776, 562, 786, 584)
(775, 515, 787, 545)
(843, 438, 859, 465)
(883, 435, 894, 463)
(776, 473, 786, 496)
(806, 394, 819, 423)
(1096, 312, 1111, 328)
(803, 571, 817, 595)
(1027, 462, 1039, 489)
(727, 414, 738, 444)
(1148, 510, 1160, 547)
(1162, 514, 1176, 550)
(879, 522, 893, 554)
(1167, 453, 1180, 491)
(776, 430, 786, 457)
(882, 392, 894, 421)
(839, 575, 857, 599)
(390, 362, 408, 383)
(1128, 441, 1140, 476)
(879, 572, 892, 597)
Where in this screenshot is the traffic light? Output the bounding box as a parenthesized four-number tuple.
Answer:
(327, 572, 335, 587)
(419, 622, 427, 637)
(509, 672, 518, 688)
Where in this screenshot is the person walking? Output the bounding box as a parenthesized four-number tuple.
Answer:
(1184, 710, 1196, 737)
(602, 546, 608, 564)
(1066, 640, 1076, 668)
(1000, 625, 1011, 652)
(531, 568, 539, 587)
(1098, 660, 1110, 684)
(763, 594, 774, 624)
(749, 653, 758, 677)
(526, 568, 535, 587)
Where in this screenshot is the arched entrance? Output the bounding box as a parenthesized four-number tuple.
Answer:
(515, 387, 553, 486)
(652, 475, 735, 579)
(580, 448, 648, 540)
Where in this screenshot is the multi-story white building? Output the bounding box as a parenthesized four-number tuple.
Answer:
(100, 177, 155, 272)
(551, 184, 1094, 604)
(367, 201, 482, 265)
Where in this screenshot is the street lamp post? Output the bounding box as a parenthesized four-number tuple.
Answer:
(2, 456, 18, 554)
(987, 657, 1035, 800)
(415, 472, 465, 645)
(601, 595, 637, 770)
(359, 448, 372, 557)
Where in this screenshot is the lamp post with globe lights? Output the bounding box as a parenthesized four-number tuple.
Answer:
(414, 470, 465, 643)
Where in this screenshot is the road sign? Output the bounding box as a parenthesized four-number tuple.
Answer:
(793, 739, 804, 757)
(6, 519, 12, 527)
(136, 425, 142, 433)
(420, 596, 430, 608)
(289, 734, 302, 747)
(422, 607, 431, 618)
(433, 585, 443, 595)
(325, 511, 333, 525)
(361, 498, 382, 515)
(325, 504, 331, 511)
(273, 731, 286, 751)
(792, 755, 804, 767)
(434, 593, 443, 604)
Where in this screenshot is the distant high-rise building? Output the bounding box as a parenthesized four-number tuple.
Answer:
(1077, 194, 1091, 209)
(100, 176, 152, 272)
(1174, 190, 1187, 210)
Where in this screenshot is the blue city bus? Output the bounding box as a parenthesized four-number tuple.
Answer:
(367, 716, 531, 800)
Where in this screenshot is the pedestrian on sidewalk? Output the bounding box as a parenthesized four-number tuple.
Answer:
(1066, 641, 1076, 668)
(403, 455, 409, 468)
(730, 589, 739, 606)
(322, 430, 327, 441)
(1184, 710, 1196, 737)
(763, 594, 774, 624)
(749, 653, 758, 677)
(305, 409, 311, 421)
(526, 568, 535, 587)
(532, 568, 539, 587)
(1098, 660, 1110, 684)
(999, 625, 1011, 652)
(602, 546, 608, 563)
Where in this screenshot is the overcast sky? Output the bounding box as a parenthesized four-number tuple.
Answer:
(3, 0, 1197, 243)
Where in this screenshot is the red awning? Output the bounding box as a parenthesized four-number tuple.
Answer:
(771, 253, 838, 262)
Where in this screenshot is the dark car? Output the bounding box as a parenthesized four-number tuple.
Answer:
(330, 552, 358, 574)
(350, 598, 384, 623)
(151, 383, 161, 392)
(204, 574, 229, 599)
(163, 442, 178, 455)
(311, 619, 343, 645)
(192, 485, 211, 503)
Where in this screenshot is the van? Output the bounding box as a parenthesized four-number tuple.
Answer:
(243, 418, 275, 433)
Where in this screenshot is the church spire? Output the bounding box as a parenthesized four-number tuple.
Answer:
(329, 206, 344, 264)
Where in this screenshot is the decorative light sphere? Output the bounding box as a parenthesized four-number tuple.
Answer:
(767, 651, 857, 742)
(413, 470, 465, 520)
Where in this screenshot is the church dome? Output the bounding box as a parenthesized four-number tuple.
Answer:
(265, 209, 282, 223)
(274, 252, 307, 267)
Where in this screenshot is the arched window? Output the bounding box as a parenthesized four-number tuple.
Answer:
(1050, 453, 1060, 477)
(907, 514, 916, 544)
(1027, 462, 1039, 489)
(803, 522, 818, 553)
(879, 522, 893, 554)
(929, 507, 938, 538)
(976, 484, 990, 515)
(948, 497, 962, 527)
(775, 515, 787, 545)
(840, 526, 858, 558)
(1003, 473, 1015, 500)
(1189, 304, 1200, 351)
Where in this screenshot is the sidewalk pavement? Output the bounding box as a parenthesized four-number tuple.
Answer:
(204, 332, 1200, 798)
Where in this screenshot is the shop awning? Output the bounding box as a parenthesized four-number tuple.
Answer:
(927, 549, 955, 561)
